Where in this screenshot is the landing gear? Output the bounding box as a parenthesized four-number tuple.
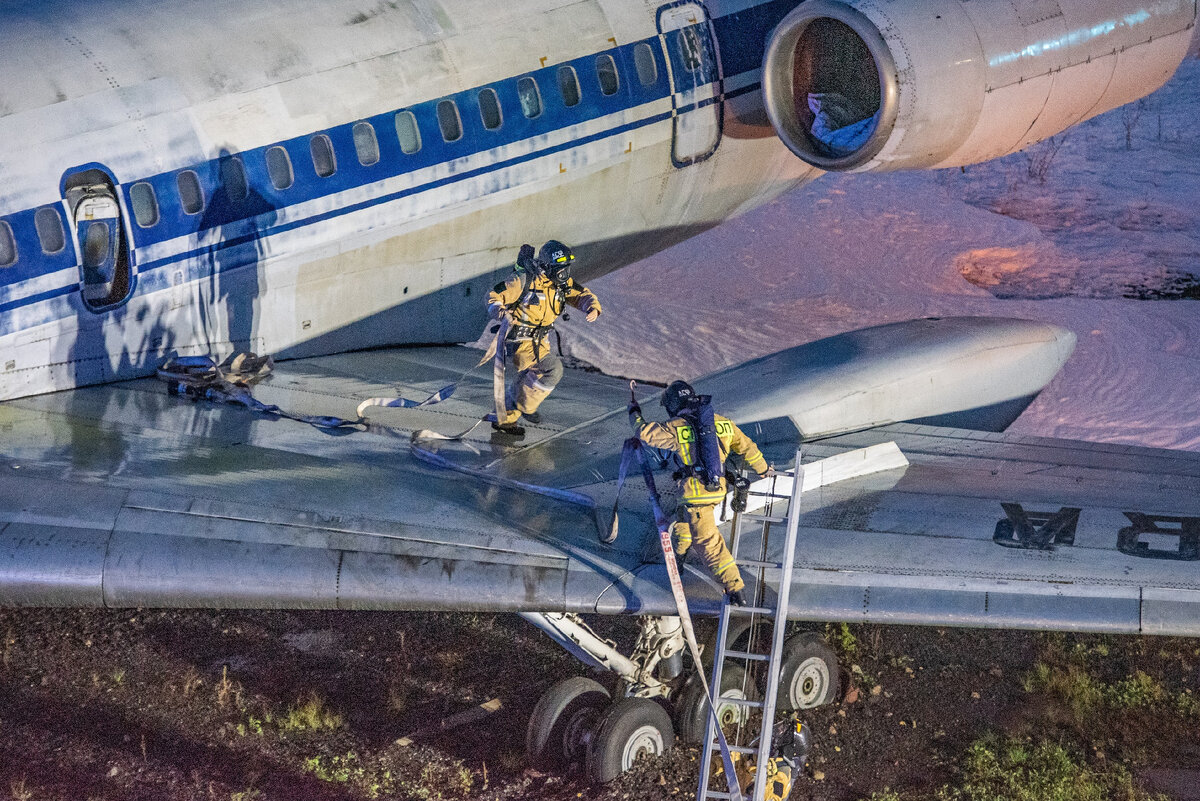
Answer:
(522, 613, 843, 783)
(526, 677, 610, 770)
(585, 698, 675, 783)
(674, 663, 757, 744)
(774, 632, 841, 710)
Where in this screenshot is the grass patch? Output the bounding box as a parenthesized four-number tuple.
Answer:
(1023, 662, 1188, 723)
(302, 750, 474, 800)
(934, 735, 1166, 801)
(826, 622, 859, 655)
(868, 736, 1169, 801)
(280, 692, 344, 733)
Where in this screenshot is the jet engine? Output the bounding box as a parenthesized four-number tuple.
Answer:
(762, 0, 1198, 172)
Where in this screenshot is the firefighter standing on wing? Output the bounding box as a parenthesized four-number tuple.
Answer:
(486, 240, 601, 434)
(629, 380, 775, 606)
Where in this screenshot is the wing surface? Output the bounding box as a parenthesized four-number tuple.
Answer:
(1, 346, 1198, 635)
(0, 347, 642, 612)
(606, 421, 1200, 634)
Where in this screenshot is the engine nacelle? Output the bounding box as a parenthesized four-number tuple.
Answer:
(762, 0, 1198, 172)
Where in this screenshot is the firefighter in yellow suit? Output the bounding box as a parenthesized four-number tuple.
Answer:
(486, 240, 601, 433)
(629, 380, 774, 605)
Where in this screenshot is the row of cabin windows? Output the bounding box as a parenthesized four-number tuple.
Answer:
(0, 208, 69, 267)
(1, 43, 668, 260)
(126, 49, 658, 229)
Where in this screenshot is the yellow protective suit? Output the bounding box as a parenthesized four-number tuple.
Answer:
(487, 269, 601, 424)
(630, 409, 769, 592)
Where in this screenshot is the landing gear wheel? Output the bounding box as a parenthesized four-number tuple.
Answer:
(675, 663, 758, 744)
(586, 698, 675, 783)
(526, 676, 611, 770)
(774, 632, 840, 710)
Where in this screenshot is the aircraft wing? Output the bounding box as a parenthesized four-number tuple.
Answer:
(1, 345, 1198, 635)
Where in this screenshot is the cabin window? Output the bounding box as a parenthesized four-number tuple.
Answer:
(677, 28, 703, 72)
(558, 65, 581, 107)
(220, 156, 249, 202)
(177, 170, 205, 215)
(596, 54, 619, 96)
(130, 182, 160, 228)
(82, 221, 110, 269)
(266, 146, 294, 190)
(518, 76, 542, 118)
(0, 221, 16, 267)
(353, 122, 380, 166)
(634, 43, 658, 86)
(478, 88, 503, 131)
(35, 207, 65, 254)
(437, 99, 463, 142)
(311, 135, 337, 177)
(395, 111, 422, 154)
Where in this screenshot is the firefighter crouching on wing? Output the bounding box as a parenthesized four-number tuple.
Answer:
(628, 380, 775, 606)
(486, 240, 601, 433)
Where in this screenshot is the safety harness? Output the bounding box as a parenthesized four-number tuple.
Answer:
(502, 265, 571, 362)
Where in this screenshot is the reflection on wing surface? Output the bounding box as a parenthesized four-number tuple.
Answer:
(1, 346, 1198, 635)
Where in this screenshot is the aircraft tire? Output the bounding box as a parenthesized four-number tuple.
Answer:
(526, 676, 610, 770)
(674, 663, 757, 744)
(699, 617, 754, 672)
(773, 632, 840, 710)
(586, 698, 674, 783)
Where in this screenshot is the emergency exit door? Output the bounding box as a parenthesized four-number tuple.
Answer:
(657, 2, 723, 166)
(63, 168, 134, 311)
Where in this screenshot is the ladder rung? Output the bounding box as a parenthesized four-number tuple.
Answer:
(735, 558, 782, 570)
(717, 696, 764, 708)
(701, 792, 738, 800)
(709, 743, 759, 755)
(726, 605, 774, 616)
(724, 649, 770, 662)
(741, 512, 786, 523)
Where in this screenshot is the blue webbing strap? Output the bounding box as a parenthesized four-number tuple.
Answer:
(409, 434, 596, 509)
(355, 321, 505, 417)
(158, 354, 361, 430)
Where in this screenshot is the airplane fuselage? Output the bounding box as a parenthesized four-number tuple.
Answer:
(0, 0, 1196, 399)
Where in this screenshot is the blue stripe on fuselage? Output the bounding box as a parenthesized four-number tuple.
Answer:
(0, 1, 792, 330)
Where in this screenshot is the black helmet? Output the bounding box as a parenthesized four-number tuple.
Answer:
(661, 380, 696, 416)
(539, 240, 574, 286)
(539, 239, 574, 266)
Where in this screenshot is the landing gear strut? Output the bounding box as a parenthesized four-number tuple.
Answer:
(521, 613, 843, 783)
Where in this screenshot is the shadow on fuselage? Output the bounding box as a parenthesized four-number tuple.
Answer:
(198, 148, 277, 355)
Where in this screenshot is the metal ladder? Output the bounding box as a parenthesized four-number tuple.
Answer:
(697, 447, 804, 801)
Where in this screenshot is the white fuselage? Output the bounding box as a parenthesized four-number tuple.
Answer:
(0, 0, 1195, 400)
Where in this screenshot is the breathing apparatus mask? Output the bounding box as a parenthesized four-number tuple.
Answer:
(539, 239, 575, 288)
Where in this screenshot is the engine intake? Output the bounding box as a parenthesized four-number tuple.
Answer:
(763, 0, 1197, 172)
(763, 3, 899, 170)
